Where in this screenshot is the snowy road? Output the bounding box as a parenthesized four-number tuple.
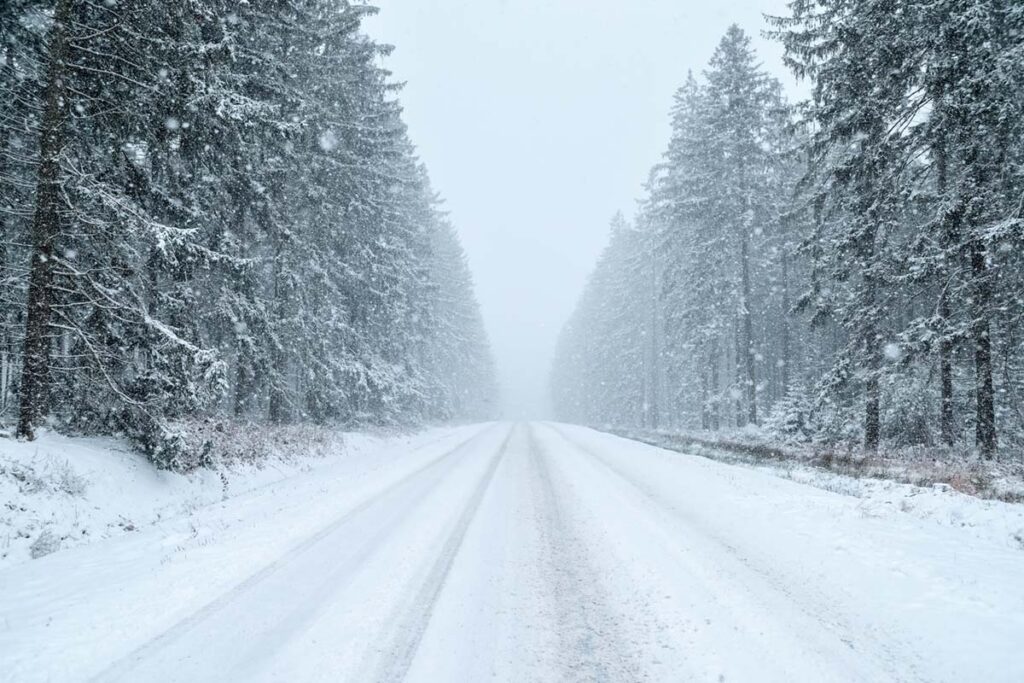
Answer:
(2, 423, 1023, 682)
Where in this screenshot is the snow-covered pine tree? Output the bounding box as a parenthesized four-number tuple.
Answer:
(0, 0, 43, 416)
(701, 25, 784, 427)
(641, 30, 794, 433)
(647, 72, 720, 430)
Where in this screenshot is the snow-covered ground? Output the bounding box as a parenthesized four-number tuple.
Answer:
(0, 425, 477, 569)
(616, 426, 1024, 503)
(2, 422, 1023, 682)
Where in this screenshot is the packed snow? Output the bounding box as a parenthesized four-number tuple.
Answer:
(2, 423, 1022, 682)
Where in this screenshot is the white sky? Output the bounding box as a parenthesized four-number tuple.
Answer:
(364, 0, 799, 418)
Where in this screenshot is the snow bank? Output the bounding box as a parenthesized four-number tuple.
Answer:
(615, 427, 1024, 503)
(606, 427, 1024, 553)
(0, 425, 446, 569)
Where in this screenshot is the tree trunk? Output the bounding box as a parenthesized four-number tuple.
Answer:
(864, 345, 881, 452)
(700, 365, 710, 430)
(231, 172, 255, 419)
(638, 335, 649, 429)
(268, 218, 289, 424)
(733, 317, 743, 427)
(647, 243, 660, 429)
(780, 246, 792, 397)
(938, 290, 955, 446)
(709, 338, 720, 431)
(234, 343, 255, 418)
(970, 240, 997, 457)
(862, 237, 881, 453)
(934, 123, 956, 446)
(268, 319, 289, 424)
(740, 230, 756, 424)
(0, 122, 12, 414)
(17, 0, 71, 440)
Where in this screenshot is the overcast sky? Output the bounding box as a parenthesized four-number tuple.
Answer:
(364, 0, 799, 418)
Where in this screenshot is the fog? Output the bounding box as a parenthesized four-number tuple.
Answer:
(365, 0, 798, 418)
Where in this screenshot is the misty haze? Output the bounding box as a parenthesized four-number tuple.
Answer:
(1, 1, 1023, 681)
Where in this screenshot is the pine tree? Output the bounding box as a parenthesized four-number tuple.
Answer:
(15, 0, 70, 439)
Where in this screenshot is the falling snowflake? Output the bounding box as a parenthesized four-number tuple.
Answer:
(883, 343, 902, 362)
(318, 130, 339, 152)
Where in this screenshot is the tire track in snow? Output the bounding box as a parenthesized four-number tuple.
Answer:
(527, 424, 647, 683)
(367, 424, 515, 683)
(90, 423, 500, 683)
(544, 423, 927, 683)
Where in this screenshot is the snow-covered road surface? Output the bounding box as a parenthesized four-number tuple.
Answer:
(2, 422, 1022, 682)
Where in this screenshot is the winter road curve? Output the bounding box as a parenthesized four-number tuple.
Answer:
(2, 422, 1023, 682)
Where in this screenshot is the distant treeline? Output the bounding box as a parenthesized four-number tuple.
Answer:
(0, 1, 496, 467)
(552, 6, 1024, 457)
